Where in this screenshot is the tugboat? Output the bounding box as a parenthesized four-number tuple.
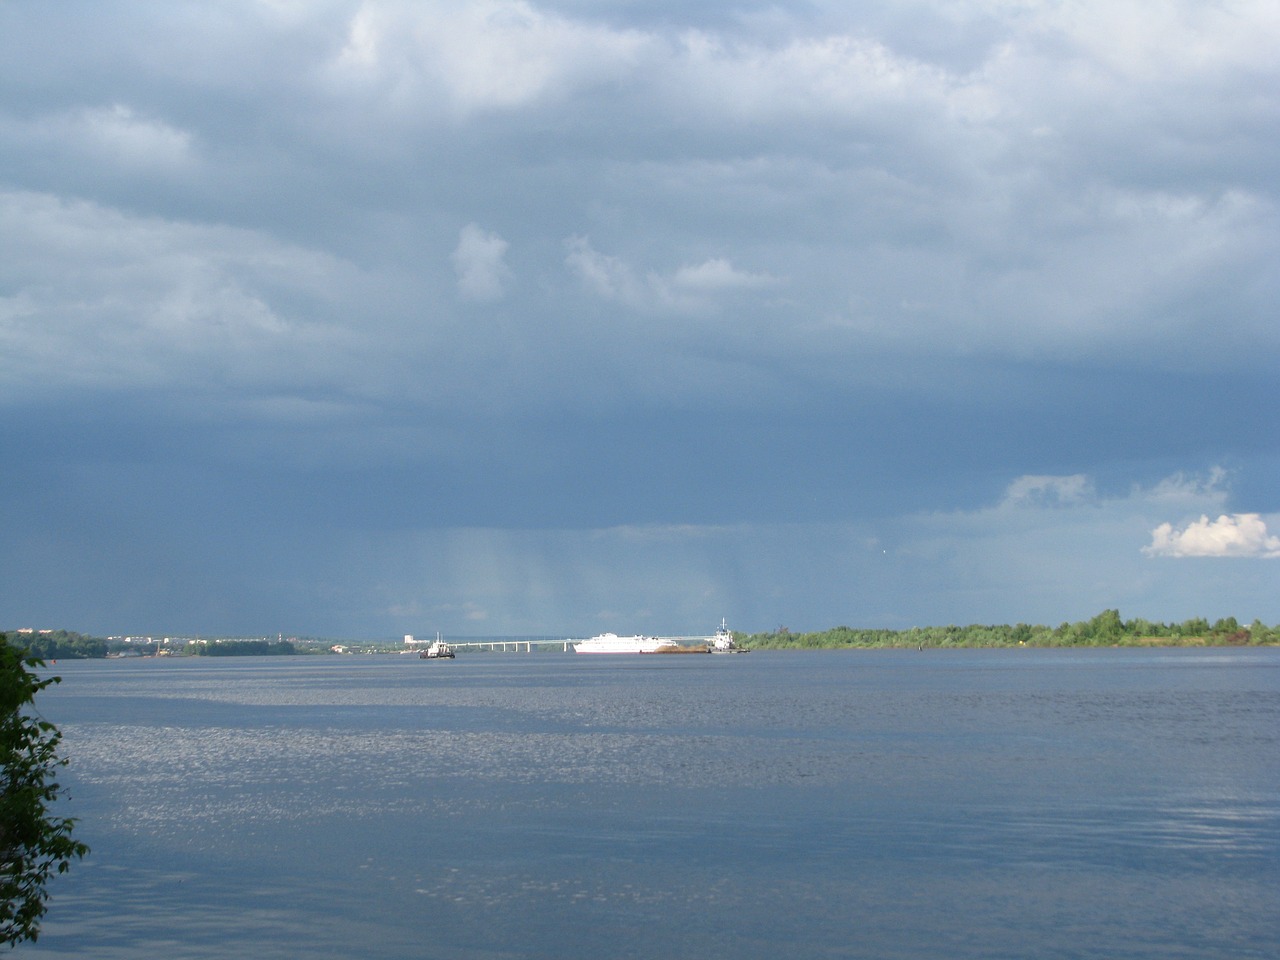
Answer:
(709, 619, 746, 653)
(420, 633, 455, 659)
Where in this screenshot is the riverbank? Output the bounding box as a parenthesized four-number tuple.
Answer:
(739, 610, 1276, 650)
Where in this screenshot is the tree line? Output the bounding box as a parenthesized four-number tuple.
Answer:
(186, 640, 296, 657)
(741, 610, 1277, 649)
(0, 631, 299, 659)
(4, 631, 107, 660)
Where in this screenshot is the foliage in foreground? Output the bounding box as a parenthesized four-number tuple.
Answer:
(0, 635, 88, 947)
(742, 610, 1278, 649)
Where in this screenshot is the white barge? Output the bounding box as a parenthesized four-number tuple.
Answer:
(573, 633, 681, 654)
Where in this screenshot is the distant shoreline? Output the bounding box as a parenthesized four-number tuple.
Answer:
(738, 610, 1275, 650)
(6, 610, 1278, 658)
(746, 636, 1277, 649)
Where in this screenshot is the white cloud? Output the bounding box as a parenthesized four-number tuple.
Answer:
(0, 103, 195, 177)
(451, 223, 512, 301)
(46, 0, 1266, 372)
(564, 237, 776, 314)
(331, 0, 650, 114)
(563, 236, 648, 308)
(1144, 467, 1230, 506)
(314, 0, 1280, 133)
(1002, 474, 1093, 507)
(0, 190, 362, 399)
(672, 30, 952, 123)
(72, 104, 193, 168)
(671, 258, 780, 292)
(1144, 514, 1280, 559)
(636, 4, 1280, 369)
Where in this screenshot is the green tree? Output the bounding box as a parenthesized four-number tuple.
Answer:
(0, 634, 88, 946)
(1179, 617, 1210, 638)
(1083, 609, 1124, 643)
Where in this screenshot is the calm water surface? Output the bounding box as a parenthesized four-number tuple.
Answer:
(30, 649, 1280, 959)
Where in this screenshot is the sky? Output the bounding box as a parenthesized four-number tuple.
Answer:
(2, 0, 1278, 639)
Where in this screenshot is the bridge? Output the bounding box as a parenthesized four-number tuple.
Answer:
(451, 639, 574, 653)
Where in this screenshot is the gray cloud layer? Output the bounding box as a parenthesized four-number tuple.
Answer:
(2, 1, 1277, 635)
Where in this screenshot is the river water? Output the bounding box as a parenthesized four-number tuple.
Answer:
(29, 648, 1280, 959)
